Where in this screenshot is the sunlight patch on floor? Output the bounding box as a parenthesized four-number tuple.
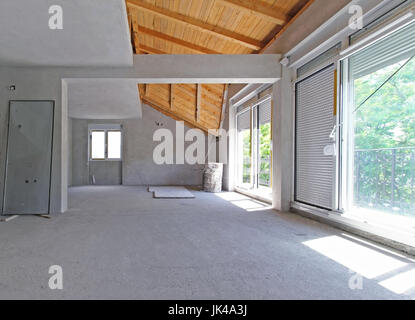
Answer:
(303, 235, 407, 279)
(379, 268, 415, 295)
(214, 192, 272, 211)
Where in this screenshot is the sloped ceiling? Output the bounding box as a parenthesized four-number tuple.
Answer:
(126, 0, 313, 133)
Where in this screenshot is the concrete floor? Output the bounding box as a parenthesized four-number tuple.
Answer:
(0, 186, 414, 300)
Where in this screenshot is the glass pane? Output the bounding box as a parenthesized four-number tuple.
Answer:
(259, 122, 271, 188)
(258, 100, 272, 188)
(91, 131, 105, 159)
(108, 131, 121, 159)
(237, 111, 252, 188)
(350, 55, 415, 217)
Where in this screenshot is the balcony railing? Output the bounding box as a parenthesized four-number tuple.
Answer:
(354, 147, 415, 216)
(242, 157, 271, 187)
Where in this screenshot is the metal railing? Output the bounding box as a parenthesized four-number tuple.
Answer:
(354, 147, 415, 216)
(242, 157, 271, 187)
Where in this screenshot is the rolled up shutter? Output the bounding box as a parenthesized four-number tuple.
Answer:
(237, 110, 250, 132)
(258, 98, 271, 125)
(350, 22, 415, 79)
(295, 64, 336, 210)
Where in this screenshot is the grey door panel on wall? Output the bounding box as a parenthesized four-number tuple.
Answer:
(3, 101, 54, 215)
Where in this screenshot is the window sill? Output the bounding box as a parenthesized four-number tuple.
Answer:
(291, 201, 415, 256)
(235, 186, 272, 204)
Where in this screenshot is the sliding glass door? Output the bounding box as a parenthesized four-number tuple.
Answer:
(237, 109, 253, 189)
(341, 22, 415, 219)
(236, 96, 272, 197)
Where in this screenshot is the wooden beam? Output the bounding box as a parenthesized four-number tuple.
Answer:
(142, 96, 217, 135)
(259, 0, 315, 53)
(216, 0, 290, 25)
(136, 26, 221, 54)
(126, 0, 263, 50)
(139, 44, 166, 54)
(170, 84, 175, 111)
(130, 10, 140, 54)
(218, 84, 229, 130)
(196, 84, 202, 123)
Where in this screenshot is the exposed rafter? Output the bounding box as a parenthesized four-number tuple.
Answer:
(216, 0, 290, 25)
(196, 84, 202, 123)
(129, 9, 140, 54)
(138, 44, 166, 54)
(126, 0, 263, 50)
(136, 26, 221, 54)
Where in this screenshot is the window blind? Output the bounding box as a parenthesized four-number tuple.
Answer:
(258, 99, 272, 125)
(237, 110, 251, 132)
(295, 65, 336, 210)
(350, 22, 415, 79)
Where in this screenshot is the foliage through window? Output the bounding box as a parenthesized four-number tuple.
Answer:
(345, 22, 415, 217)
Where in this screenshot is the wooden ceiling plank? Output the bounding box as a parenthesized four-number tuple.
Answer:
(216, 0, 290, 25)
(142, 96, 215, 134)
(137, 26, 221, 54)
(126, 0, 263, 50)
(259, 0, 315, 53)
(130, 9, 140, 54)
(139, 44, 167, 54)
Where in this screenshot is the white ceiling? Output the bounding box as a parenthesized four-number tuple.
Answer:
(66, 79, 142, 119)
(0, 0, 133, 67)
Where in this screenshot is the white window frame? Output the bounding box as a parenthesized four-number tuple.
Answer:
(88, 124, 123, 161)
(234, 94, 273, 193)
(288, 4, 415, 252)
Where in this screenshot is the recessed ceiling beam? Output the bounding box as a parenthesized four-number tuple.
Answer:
(126, 0, 263, 50)
(63, 54, 281, 83)
(216, 0, 290, 25)
(137, 26, 221, 54)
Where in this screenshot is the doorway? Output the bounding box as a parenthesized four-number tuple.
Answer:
(236, 94, 272, 200)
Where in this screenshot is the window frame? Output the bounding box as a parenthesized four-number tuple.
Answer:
(235, 94, 273, 191)
(88, 124, 123, 162)
(339, 23, 415, 215)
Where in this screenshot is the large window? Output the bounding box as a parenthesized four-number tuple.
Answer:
(89, 126, 122, 161)
(236, 95, 272, 196)
(342, 22, 415, 218)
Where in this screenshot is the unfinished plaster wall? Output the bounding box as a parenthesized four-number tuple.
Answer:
(71, 104, 214, 187)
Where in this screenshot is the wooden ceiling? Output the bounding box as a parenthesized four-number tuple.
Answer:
(139, 83, 227, 135)
(127, 0, 313, 133)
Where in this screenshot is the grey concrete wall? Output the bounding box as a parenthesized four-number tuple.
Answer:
(89, 161, 122, 185)
(222, 84, 245, 191)
(271, 67, 294, 212)
(71, 104, 212, 187)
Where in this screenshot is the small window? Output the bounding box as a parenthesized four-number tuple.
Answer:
(89, 127, 122, 160)
(107, 131, 121, 159)
(91, 131, 106, 160)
